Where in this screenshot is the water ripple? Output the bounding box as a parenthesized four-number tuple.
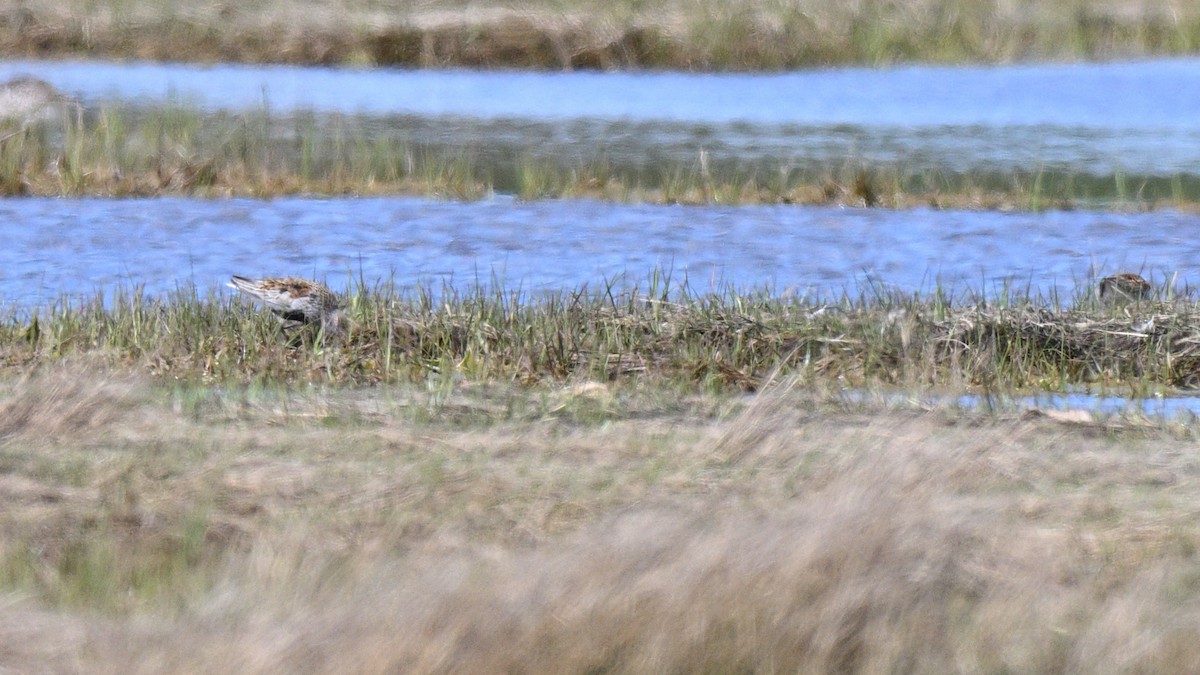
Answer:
(4, 59, 1200, 175)
(0, 197, 1193, 308)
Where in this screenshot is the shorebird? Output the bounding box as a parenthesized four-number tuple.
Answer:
(228, 275, 343, 333)
(0, 76, 82, 137)
(1099, 273, 1152, 302)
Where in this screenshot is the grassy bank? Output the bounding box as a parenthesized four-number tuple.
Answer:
(3, 0, 1200, 70)
(4, 107, 1199, 210)
(2, 368, 1200, 671)
(4, 278, 1199, 393)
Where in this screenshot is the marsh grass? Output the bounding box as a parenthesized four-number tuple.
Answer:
(5, 275, 1200, 392)
(3, 104, 1200, 209)
(4, 0, 1200, 69)
(4, 367, 1200, 670)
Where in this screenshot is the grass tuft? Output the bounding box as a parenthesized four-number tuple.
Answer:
(4, 105, 1200, 209)
(3, 276, 1199, 392)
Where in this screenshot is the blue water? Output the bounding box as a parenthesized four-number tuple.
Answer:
(0, 59, 1196, 312)
(4, 59, 1200, 175)
(0, 196, 1193, 309)
(1, 58, 1195, 129)
(852, 390, 1200, 419)
(989, 393, 1200, 418)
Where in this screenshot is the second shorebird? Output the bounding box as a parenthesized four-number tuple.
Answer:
(0, 76, 83, 141)
(228, 275, 343, 333)
(1098, 273, 1152, 302)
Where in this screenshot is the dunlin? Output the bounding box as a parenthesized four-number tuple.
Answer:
(0, 76, 81, 131)
(1099, 273, 1151, 301)
(228, 275, 342, 332)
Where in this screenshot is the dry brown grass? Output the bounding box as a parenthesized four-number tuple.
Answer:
(0, 359, 145, 443)
(2, 369, 1200, 671)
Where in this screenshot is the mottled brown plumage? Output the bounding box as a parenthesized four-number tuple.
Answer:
(1099, 273, 1151, 301)
(0, 75, 80, 127)
(228, 275, 342, 331)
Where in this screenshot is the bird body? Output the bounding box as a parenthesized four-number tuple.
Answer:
(0, 75, 80, 126)
(228, 275, 342, 332)
(1099, 273, 1151, 301)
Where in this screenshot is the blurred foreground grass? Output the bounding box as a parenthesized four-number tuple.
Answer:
(2, 366, 1200, 671)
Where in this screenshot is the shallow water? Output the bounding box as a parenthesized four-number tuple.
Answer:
(4, 59, 1200, 176)
(855, 390, 1200, 419)
(965, 392, 1200, 419)
(0, 196, 1193, 309)
(2, 58, 1194, 128)
(0, 59, 1196, 311)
